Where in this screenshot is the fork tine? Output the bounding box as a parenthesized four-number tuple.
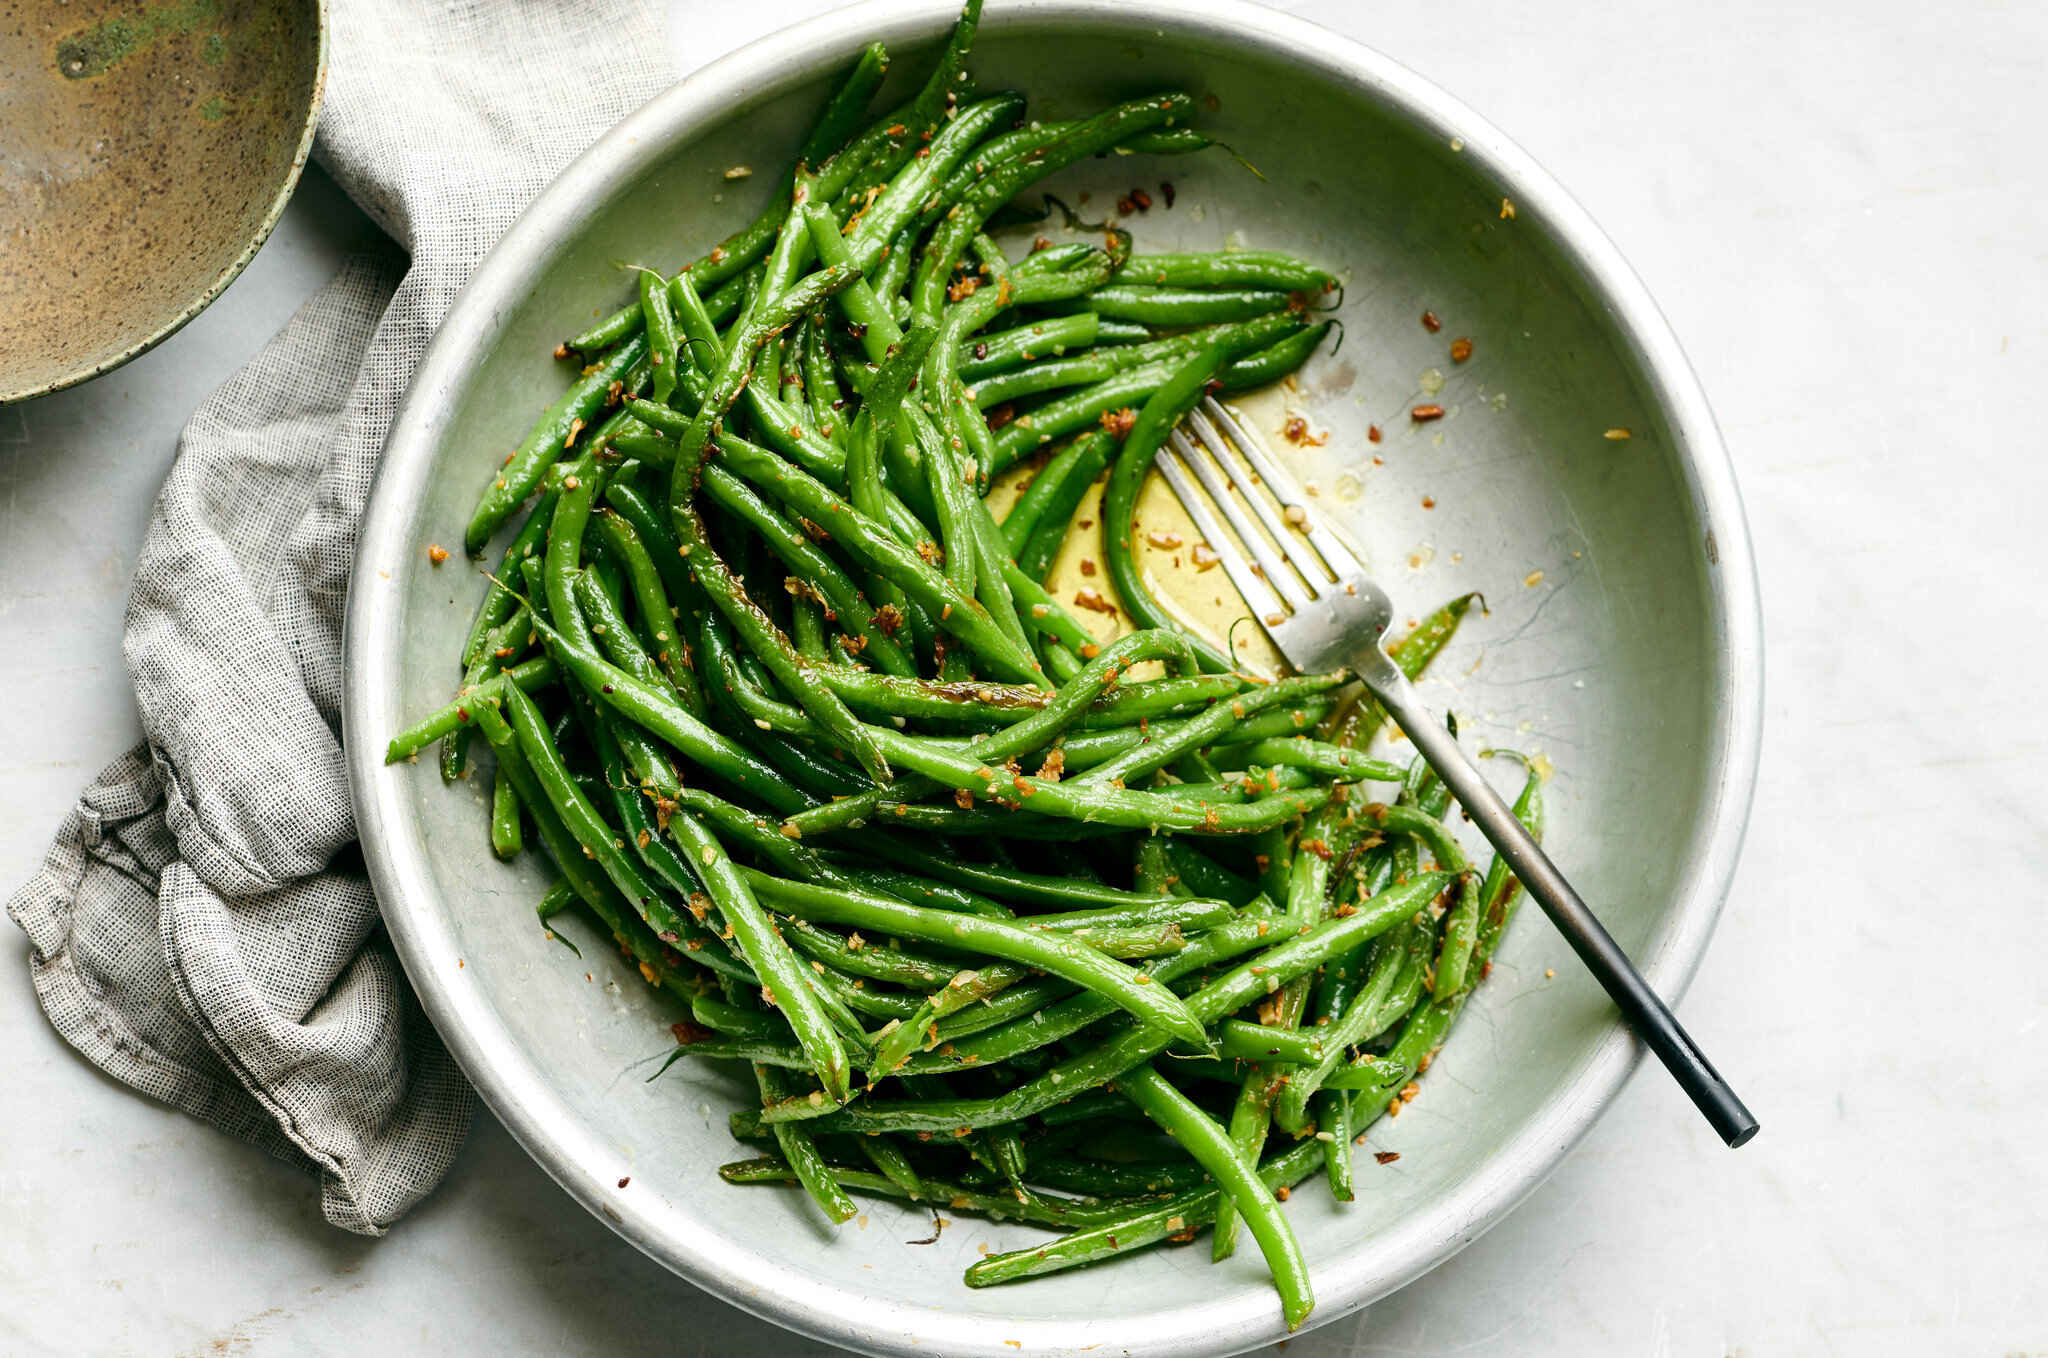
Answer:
(1200, 396, 1367, 581)
(1153, 445, 1291, 633)
(1170, 428, 1319, 614)
(1184, 408, 1327, 596)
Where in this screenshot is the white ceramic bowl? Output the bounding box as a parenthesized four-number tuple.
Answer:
(345, 3, 1762, 1353)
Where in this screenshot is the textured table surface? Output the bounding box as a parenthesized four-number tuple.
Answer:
(5, 2, 2044, 1354)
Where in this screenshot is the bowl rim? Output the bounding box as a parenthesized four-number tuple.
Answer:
(1, 0, 331, 405)
(344, 3, 1764, 1354)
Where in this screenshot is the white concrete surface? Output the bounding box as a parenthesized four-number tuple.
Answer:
(4, 2, 2044, 1354)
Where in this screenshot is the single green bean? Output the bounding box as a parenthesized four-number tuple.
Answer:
(958, 314, 1100, 381)
(1115, 251, 1338, 294)
(466, 338, 644, 554)
(1038, 283, 1294, 326)
(1115, 1061, 1313, 1329)
(1000, 430, 1108, 561)
(489, 762, 522, 859)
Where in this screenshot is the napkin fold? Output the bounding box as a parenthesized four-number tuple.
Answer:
(7, 0, 672, 1234)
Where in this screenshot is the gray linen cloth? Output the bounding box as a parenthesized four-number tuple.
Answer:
(7, 1, 671, 1234)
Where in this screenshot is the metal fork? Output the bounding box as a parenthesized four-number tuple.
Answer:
(1158, 396, 1758, 1148)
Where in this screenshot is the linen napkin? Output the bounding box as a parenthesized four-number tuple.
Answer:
(7, 0, 673, 1235)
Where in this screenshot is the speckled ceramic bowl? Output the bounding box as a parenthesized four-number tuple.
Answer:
(0, 0, 326, 403)
(346, 3, 1763, 1354)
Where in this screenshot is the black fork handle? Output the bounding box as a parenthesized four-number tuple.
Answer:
(1367, 659, 1758, 1147)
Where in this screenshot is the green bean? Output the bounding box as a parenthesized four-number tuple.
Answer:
(811, 715, 1335, 837)
(639, 269, 680, 405)
(804, 668, 1247, 734)
(1000, 430, 1107, 558)
(797, 966, 919, 1024)
(923, 977, 1070, 1044)
(766, 875, 1446, 1134)
(993, 563, 1093, 660)
(664, 264, 857, 498)
(989, 327, 1330, 472)
(692, 994, 786, 1042)
(781, 919, 959, 989)
(1155, 840, 1262, 908)
(466, 337, 644, 554)
(666, 1037, 820, 1071)
(720, 1158, 1131, 1231)
(1213, 1019, 1323, 1065)
(1115, 1061, 1313, 1328)
(967, 1076, 1369, 1290)
(1025, 897, 1228, 934)
(972, 313, 1302, 410)
(1316, 1088, 1357, 1200)
(1100, 338, 1277, 672)
(887, 918, 1274, 1080)
(524, 612, 806, 815)
(854, 1136, 926, 1199)
(1436, 754, 1544, 998)
(739, 872, 1209, 1052)
(709, 431, 1044, 684)
(541, 455, 609, 648)
(1116, 251, 1338, 294)
(536, 878, 577, 924)
(801, 42, 893, 168)
(843, 93, 1024, 264)
(915, 397, 982, 604)
(1336, 591, 1482, 744)
(910, 93, 1196, 328)
(666, 271, 722, 376)
(958, 314, 1100, 381)
(800, 312, 844, 441)
(488, 762, 522, 859)
(461, 488, 558, 667)
(1368, 801, 1471, 875)
(866, 964, 1033, 1079)
(756, 1065, 859, 1225)
(602, 480, 703, 614)
(672, 490, 888, 783)
(1210, 969, 1306, 1258)
(1219, 321, 1335, 390)
(874, 836, 1201, 912)
(741, 384, 850, 482)
(1078, 674, 1349, 788)
(1270, 925, 1410, 1134)
(1039, 283, 1294, 326)
(583, 712, 710, 907)
(589, 510, 705, 714)
(1009, 1154, 1207, 1197)
(474, 703, 704, 1006)
(839, 0, 983, 201)
(700, 464, 915, 678)
(499, 685, 694, 943)
(1089, 318, 1153, 344)
(385, 658, 558, 763)
(1213, 737, 1404, 783)
(668, 814, 854, 1104)
(442, 598, 531, 781)
(829, 865, 1011, 919)
(870, 223, 919, 307)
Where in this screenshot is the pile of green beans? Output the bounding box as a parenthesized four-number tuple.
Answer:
(389, 3, 1540, 1331)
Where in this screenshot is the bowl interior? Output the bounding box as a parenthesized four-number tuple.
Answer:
(353, 6, 1750, 1355)
(0, 0, 324, 401)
